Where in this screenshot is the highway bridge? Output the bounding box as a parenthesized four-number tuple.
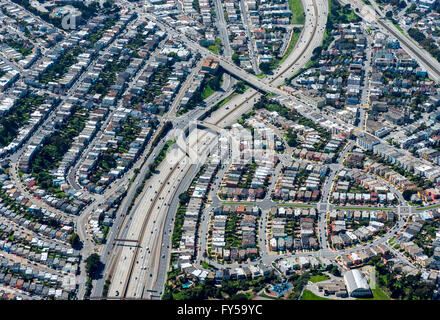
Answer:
(196, 121, 224, 134)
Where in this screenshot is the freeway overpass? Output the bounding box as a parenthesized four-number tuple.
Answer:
(144, 0, 325, 99)
(196, 121, 224, 133)
(216, 59, 285, 95)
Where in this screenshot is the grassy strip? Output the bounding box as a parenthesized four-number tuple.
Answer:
(301, 290, 334, 300)
(357, 287, 390, 300)
(288, 0, 305, 25)
(222, 202, 257, 206)
(277, 204, 314, 208)
(171, 204, 187, 248)
(225, 213, 243, 249)
(334, 206, 394, 211)
(201, 72, 223, 100)
(83, 276, 93, 299)
(201, 84, 216, 100)
(102, 279, 111, 297)
(416, 203, 440, 211)
(273, 27, 303, 69)
(259, 24, 302, 74)
(392, 21, 407, 38)
(208, 38, 221, 54)
(201, 261, 217, 270)
(309, 274, 330, 283)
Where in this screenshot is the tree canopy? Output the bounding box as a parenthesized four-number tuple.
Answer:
(85, 253, 102, 278)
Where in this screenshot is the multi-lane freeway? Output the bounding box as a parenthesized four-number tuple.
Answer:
(93, 0, 330, 300)
(2, 0, 439, 302)
(24, 0, 435, 300)
(91, 0, 440, 299)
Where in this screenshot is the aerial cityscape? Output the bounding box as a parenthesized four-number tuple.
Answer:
(0, 0, 439, 303)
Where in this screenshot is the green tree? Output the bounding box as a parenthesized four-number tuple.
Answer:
(232, 52, 240, 65)
(235, 81, 246, 94)
(259, 62, 273, 74)
(398, 1, 406, 8)
(85, 253, 102, 278)
(102, 279, 111, 297)
(231, 293, 249, 300)
(408, 28, 426, 42)
(178, 191, 191, 205)
(330, 265, 341, 277)
(68, 232, 81, 248)
(402, 189, 416, 201)
(286, 129, 298, 147)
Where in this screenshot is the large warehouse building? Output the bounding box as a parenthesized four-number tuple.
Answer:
(343, 269, 372, 297)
